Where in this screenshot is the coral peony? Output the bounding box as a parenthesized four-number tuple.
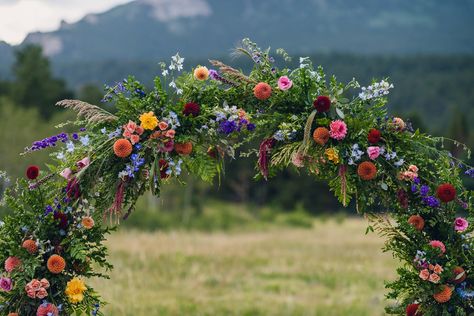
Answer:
(194, 66, 209, 81)
(291, 151, 305, 168)
(429, 240, 446, 256)
(433, 285, 452, 303)
(37, 302, 59, 316)
(253, 82, 272, 100)
(113, 139, 133, 158)
(329, 120, 347, 140)
(183, 102, 200, 117)
(22, 239, 38, 254)
(65, 277, 87, 304)
(277, 76, 293, 90)
(429, 273, 440, 284)
(313, 127, 330, 145)
(313, 96, 331, 112)
(82, 216, 95, 229)
(367, 146, 381, 160)
(368, 128, 381, 144)
(408, 215, 424, 231)
(158, 121, 169, 131)
(454, 217, 468, 232)
(451, 266, 467, 284)
(406, 303, 422, 316)
(5, 256, 21, 273)
(0, 277, 12, 291)
(436, 183, 456, 203)
(357, 161, 377, 180)
(47, 254, 66, 274)
(26, 165, 40, 180)
(175, 142, 193, 155)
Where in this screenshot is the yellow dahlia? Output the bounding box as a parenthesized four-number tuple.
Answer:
(65, 277, 87, 304)
(325, 148, 340, 164)
(139, 111, 159, 130)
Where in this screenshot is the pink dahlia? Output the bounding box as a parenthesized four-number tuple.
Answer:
(429, 240, 446, 256)
(329, 120, 347, 140)
(4, 257, 21, 273)
(454, 217, 469, 232)
(367, 146, 381, 160)
(277, 76, 293, 91)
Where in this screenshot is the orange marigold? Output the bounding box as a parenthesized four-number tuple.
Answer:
(313, 127, 330, 145)
(408, 215, 425, 231)
(253, 82, 272, 100)
(174, 142, 193, 155)
(47, 254, 66, 274)
(433, 285, 452, 303)
(357, 161, 377, 180)
(113, 139, 133, 158)
(22, 239, 38, 254)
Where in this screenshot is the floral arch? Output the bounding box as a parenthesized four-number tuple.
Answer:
(0, 39, 473, 315)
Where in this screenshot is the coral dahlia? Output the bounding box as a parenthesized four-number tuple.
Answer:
(113, 139, 133, 158)
(357, 161, 377, 180)
(313, 127, 330, 145)
(47, 254, 66, 274)
(253, 82, 272, 100)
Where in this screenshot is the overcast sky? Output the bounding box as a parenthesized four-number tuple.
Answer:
(0, 0, 133, 45)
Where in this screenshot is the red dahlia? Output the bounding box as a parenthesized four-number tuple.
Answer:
(436, 183, 456, 203)
(26, 165, 40, 180)
(183, 102, 200, 117)
(368, 128, 381, 144)
(313, 96, 331, 112)
(406, 303, 422, 316)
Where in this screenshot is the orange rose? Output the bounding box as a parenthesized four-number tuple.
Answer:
(429, 273, 440, 284)
(419, 269, 430, 281)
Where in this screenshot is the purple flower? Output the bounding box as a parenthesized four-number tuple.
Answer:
(420, 185, 430, 196)
(219, 120, 237, 135)
(414, 177, 420, 184)
(454, 217, 469, 232)
(0, 277, 12, 291)
(247, 123, 256, 131)
(465, 169, 474, 178)
(411, 184, 418, 193)
(423, 196, 440, 208)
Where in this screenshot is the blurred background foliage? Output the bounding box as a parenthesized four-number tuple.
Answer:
(0, 45, 473, 230)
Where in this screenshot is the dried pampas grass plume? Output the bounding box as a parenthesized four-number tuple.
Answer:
(56, 99, 118, 123)
(209, 60, 255, 84)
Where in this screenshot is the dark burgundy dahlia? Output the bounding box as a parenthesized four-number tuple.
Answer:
(183, 102, 200, 117)
(313, 96, 331, 112)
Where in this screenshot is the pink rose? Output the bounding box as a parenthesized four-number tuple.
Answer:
(165, 129, 176, 139)
(0, 277, 12, 292)
(40, 278, 50, 289)
(454, 217, 469, 232)
(408, 165, 418, 173)
(419, 269, 430, 280)
(130, 134, 140, 145)
(77, 157, 90, 170)
(36, 287, 48, 299)
(277, 76, 293, 91)
(433, 264, 443, 274)
(26, 287, 36, 298)
(123, 130, 132, 138)
(329, 120, 347, 140)
(367, 146, 381, 160)
(124, 120, 137, 133)
(29, 279, 41, 291)
(136, 126, 144, 135)
(158, 121, 169, 131)
(59, 168, 73, 181)
(429, 273, 440, 284)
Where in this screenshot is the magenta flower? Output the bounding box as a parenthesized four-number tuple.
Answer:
(277, 76, 293, 91)
(367, 146, 381, 160)
(0, 277, 12, 292)
(329, 120, 347, 140)
(454, 217, 469, 232)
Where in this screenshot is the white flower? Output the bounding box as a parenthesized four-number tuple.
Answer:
(169, 81, 177, 89)
(176, 88, 183, 95)
(100, 127, 107, 134)
(56, 152, 65, 160)
(80, 135, 90, 146)
(66, 141, 75, 152)
(162, 69, 169, 77)
(359, 80, 394, 101)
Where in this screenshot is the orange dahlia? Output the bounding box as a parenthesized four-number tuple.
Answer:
(408, 215, 425, 231)
(81, 216, 95, 229)
(175, 142, 193, 155)
(253, 82, 272, 100)
(22, 239, 38, 254)
(433, 285, 452, 303)
(47, 254, 66, 274)
(194, 66, 209, 81)
(113, 139, 133, 158)
(357, 161, 377, 180)
(313, 127, 330, 145)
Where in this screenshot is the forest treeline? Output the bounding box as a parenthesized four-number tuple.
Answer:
(0, 46, 472, 216)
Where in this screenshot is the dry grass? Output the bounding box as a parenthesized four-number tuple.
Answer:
(90, 218, 398, 315)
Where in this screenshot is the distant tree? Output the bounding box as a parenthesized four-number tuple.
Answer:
(78, 83, 104, 105)
(10, 45, 73, 118)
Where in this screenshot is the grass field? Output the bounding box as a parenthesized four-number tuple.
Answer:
(91, 218, 398, 316)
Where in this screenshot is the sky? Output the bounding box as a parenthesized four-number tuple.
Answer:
(0, 0, 133, 45)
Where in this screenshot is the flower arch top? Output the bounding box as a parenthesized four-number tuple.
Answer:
(0, 39, 473, 315)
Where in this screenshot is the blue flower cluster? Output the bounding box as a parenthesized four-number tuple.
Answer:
(29, 133, 69, 151)
(118, 154, 145, 179)
(218, 119, 255, 135)
(457, 283, 474, 300)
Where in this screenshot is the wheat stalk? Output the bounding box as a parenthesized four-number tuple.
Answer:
(56, 99, 118, 123)
(209, 60, 255, 84)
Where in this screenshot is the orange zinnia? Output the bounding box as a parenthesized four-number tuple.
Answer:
(357, 161, 377, 180)
(174, 142, 193, 155)
(433, 285, 452, 303)
(113, 139, 133, 158)
(47, 255, 66, 274)
(313, 127, 330, 145)
(408, 215, 425, 231)
(22, 239, 38, 254)
(253, 82, 272, 100)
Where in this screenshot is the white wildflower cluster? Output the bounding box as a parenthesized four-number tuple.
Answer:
(359, 80, 394, 101)
(347, 144, 364, 165)
(299, 57, 321, 81)
(273, 115, 300, 142)
(166, 158, 183, 176)
(0, 170, 10, 185)
(214, 103, 240, 122)
(162, 111, 181, 129)
(160, 53, 185, 95)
